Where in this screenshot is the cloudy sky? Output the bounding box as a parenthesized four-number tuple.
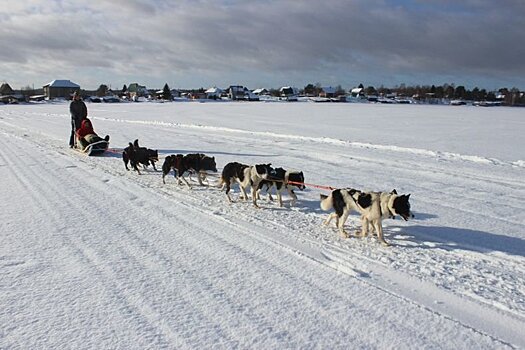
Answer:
(1, 0, 524, 91)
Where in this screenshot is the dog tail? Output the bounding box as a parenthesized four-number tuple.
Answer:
(320, 193, 333, 211)
(217, 177, 225, 190)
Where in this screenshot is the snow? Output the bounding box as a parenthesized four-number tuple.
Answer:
(1, 101, 524, 349)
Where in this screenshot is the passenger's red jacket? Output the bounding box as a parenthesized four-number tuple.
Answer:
(76, 119, 95, 138)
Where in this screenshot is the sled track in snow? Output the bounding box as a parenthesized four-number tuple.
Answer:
(1, 120, 524, 348)
(3, 130, 502, 348)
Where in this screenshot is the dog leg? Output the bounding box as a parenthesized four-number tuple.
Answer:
(224, 182, 234, 203)
(198, 171, 209, 186)
(251, 187, 261, 208)
(239, 185, 248, 201)
(323, 212, 338, 226)
(178, 175, 192, 189)
(277, 190, 283, 207)
(287, 187, 298, 206)
(358, 216, 369, 237)
(374, 220, 389, 246)
(338, 210, 351, 238)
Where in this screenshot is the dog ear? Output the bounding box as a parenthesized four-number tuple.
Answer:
(133, 139, 139, 147)
(391, 189, 397, 194)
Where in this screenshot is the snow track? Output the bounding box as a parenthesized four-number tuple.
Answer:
(1, 103, 524, 348)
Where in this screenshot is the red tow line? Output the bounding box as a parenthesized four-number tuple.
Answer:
(286, 180, 335, 191)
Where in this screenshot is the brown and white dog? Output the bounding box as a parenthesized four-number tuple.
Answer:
(320, 188, 413, 245)
(220, 162, 272, 207)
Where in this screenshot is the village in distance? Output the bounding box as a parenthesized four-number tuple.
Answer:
(1, 79, 524, 107)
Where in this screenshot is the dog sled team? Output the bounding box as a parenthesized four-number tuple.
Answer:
(120, 138, 413, 246)
(69, 90, 413, 246)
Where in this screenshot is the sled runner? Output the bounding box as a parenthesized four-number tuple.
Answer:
(77, 140, 109, 156)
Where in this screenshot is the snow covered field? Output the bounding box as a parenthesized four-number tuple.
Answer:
(1, 101, 524, 349)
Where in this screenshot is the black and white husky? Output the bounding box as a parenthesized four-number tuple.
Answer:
(220, 162, 272, 207)
(257, 168, 306, 207)
(320, 188, 413, 245)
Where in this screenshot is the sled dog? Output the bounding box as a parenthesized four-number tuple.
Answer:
(220, 162, 272, 207)
(320, 188, 413, 245)
(162, 153, 218, 188)
(123, 139, 158, 174)
(257, 168, 306, 207)
(184, 153, 218, 186)
(161, 154, 192, 187)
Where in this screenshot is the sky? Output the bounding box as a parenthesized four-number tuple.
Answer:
(1, 0, 524, 91)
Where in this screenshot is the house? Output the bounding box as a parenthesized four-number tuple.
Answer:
(43, 80, 80, 99)
(279, 86, 299, 101)
(227, 85, 258, 101)
(252, 88, 269, 96)
(127, 83, 149, 100)
(350, 87, 365, 98)
(319, 86, 336, 98)
(189, 91, 207, 100)
(170, 89, 181, 98)
(0, 82, 14, 95)
(227, 85, 247, 100)
(205, 87, 223, 100)
(0, 82, 21, 103)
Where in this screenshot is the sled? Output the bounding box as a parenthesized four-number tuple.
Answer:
(76, 140, 109, 156)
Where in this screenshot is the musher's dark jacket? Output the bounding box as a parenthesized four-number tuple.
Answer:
(69, 99, 87, 127)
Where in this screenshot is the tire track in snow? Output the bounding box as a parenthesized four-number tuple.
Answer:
(89, 158, 520, 348)
(1, 118, 519, 348)
(0, 135, 190, 349)
(0, 133, 377, 347)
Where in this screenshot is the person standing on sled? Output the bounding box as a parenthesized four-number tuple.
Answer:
(69, 91, 87, 148)
(75, 118, 109, 150)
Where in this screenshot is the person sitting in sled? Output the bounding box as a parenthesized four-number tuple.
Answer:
(75, 118, 109, 150)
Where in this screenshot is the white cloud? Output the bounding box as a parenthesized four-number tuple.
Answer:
(1, 0, 524, 90)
